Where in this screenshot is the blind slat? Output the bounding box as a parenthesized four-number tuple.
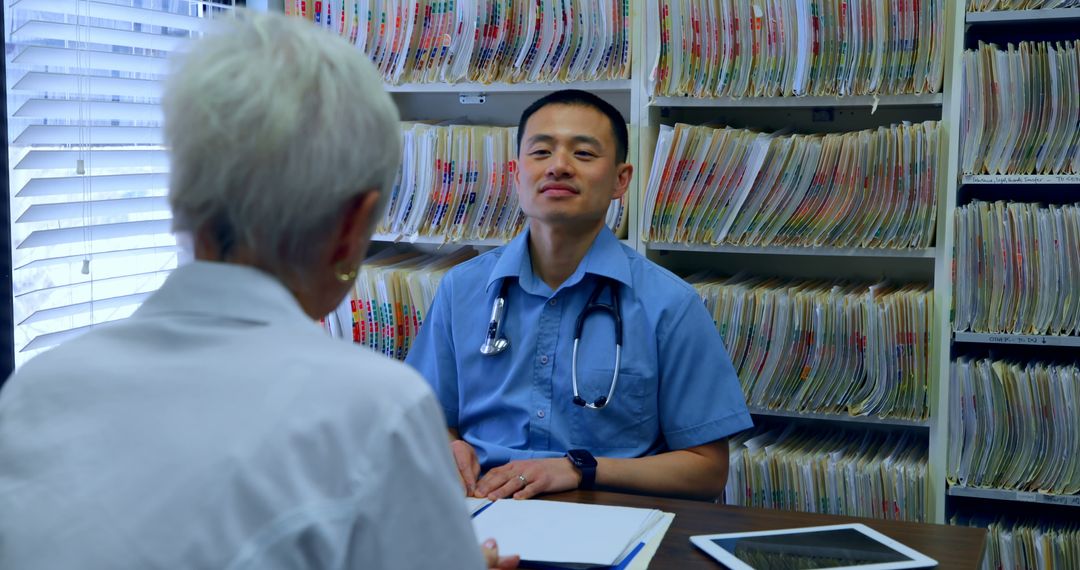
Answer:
(15, 149, 168, 170)
(14, 99, 162, 122)
(22, 326, 92, 352)
(16, 245, 180, 270)
(12, 46, 168, 75)
(12, 71, 163, 99)
(15, 269, 172, 298)
(14, 125, 163, 146)
(16, 197, 170, 223)
(13, 20, 187, 53)
(18, 219, 173, 249)
(16, 173, 168, 198)
(12, 0, 208, 32)
(20, 292, 153, 325)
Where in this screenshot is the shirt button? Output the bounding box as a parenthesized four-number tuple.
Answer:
(537, 410, 546, 418)
(540, 355, 549, 365)
(549, 298, 557, 306)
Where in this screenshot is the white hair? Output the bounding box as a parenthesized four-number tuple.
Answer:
(163, 9, 401, 281)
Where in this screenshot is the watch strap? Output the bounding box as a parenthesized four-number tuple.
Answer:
(567, 449, 597, 489)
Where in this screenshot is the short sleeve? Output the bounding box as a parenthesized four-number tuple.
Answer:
(656, 293, 753, 450)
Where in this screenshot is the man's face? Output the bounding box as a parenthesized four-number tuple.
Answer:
(515, 104, 632, 231)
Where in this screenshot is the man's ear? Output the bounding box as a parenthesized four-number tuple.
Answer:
(329, 190, 381, 267)
(612, 162, 633, 200)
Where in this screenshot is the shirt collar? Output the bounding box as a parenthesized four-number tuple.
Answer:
(485, 226, 632, 293)
(134, 261, 314, 326)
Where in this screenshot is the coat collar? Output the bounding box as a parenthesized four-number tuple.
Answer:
(485, 226, 632, 296)
(134, 261, 314, 326)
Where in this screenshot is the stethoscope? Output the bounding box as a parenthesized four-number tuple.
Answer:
(479, 277, 623, 409)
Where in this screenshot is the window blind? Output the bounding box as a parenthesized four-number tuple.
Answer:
(4, 0, 234, 367)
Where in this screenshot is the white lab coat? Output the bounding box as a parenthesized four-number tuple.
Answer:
(0, 261, 485, 570)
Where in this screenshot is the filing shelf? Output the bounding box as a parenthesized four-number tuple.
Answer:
(948, 486, 1080, 508)
(649, 94, 943, 108)
(646, 242, 937, 259)
(372, 234, 506, 248)
(749, 407, 930, 429)
(966, 7, 1080, 24)
(953, 332, 1080, 348)
(961, 174, 1080, 185)
(944, 9, 1080, 556)
(373, 234, 636, 250)
(385, 79, 633, 94)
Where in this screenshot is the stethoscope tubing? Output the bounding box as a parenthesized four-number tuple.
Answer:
(479, 277, 623, 409)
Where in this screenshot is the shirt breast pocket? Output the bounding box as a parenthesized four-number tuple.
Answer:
(568, 370, 656, 451)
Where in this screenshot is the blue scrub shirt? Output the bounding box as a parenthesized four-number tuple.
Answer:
(406, 226, 753, 469)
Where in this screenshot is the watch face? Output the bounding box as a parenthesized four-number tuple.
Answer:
(568, 449, 597, 468)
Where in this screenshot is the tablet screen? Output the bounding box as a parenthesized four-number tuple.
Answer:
(709, 528, 914, 569)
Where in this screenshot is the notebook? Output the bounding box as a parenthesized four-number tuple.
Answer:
(468, 498, 674, 569)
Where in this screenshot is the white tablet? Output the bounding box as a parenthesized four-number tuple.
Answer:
(690, 523, 938, 570)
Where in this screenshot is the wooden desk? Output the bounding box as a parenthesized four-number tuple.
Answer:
(547, 490, 986, 569)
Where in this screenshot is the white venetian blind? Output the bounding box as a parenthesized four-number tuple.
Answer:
(4, 0, 234, 367)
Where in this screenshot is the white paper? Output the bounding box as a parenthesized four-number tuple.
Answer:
(471, 499, 663, 566)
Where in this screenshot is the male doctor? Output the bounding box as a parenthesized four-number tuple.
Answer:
(406, 90, 752, 502)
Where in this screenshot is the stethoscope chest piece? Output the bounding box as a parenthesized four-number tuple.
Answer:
(479, 287, 511, 355)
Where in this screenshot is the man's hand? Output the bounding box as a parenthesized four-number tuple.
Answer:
(450, 439, 481, 496)
(481, 538, 519, 569)
(474, 458, 582, 500)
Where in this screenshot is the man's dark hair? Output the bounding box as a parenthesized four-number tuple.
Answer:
(517, 89, 629, 164)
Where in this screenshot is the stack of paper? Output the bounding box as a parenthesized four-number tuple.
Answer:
(960, 40, 1080, 176)
(727, 425, 928, 522)
(468, 499, 674, 569)
(351, 248, 477, 359)
(952, 516, 1080, 570)
(953, 201, 1080, 336)
(693, 276, 932, 420)
(382, 123, 526, 242)
(968, 0, 1080, 11)
(948, 358, 1080, 495)
(651, 0, 945, 98)
(982, 520, 1080, 570)
(286, 1, 632, 85)
(384, 122, 626, 243)
(642, 121, 940, 249)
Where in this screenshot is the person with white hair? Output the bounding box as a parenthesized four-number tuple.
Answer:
(0, 10, 514, 570)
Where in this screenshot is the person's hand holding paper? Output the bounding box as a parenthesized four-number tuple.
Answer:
(481, 538, 520, 569)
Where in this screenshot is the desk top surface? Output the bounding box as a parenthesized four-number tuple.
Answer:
(546, 490, 987, 570)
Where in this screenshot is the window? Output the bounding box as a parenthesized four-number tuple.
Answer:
(4, 0, 234, 368)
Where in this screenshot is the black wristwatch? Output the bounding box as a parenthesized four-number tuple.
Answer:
(566, 449, 597, 489)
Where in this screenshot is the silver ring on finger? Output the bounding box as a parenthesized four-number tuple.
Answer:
(517, 474, 527, 486)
